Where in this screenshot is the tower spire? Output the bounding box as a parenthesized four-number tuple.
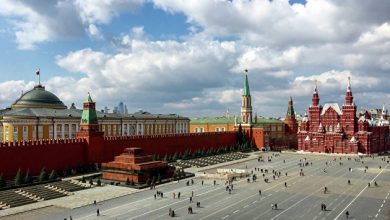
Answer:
(345, 76, 353, 105)
(241, 69, 252, 125)
(311, 80, 319, 106)
(243, 69, 250, 96)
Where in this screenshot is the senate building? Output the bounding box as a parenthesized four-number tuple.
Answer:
(0, 84, 189, 142)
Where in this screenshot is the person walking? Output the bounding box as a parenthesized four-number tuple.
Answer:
(97, 209, 100, 216)
(346, 211, 349, 218)
(259, 190, 262, 196)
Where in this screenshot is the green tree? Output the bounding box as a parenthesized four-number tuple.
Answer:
(15, 169, 24, 186)
(145, 178, 151, 186)
(39, 168, 48, 182)
(172, 152, 178, 161)
(49, 170, 58, 180)
(24, 169, 32, 184)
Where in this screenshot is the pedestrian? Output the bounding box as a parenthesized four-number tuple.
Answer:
(214, 180, 216, 185)
(161, 192, 163, 198)
(271, 203, 274, 210)
(190, 196, 193, 203)
(173, 192, 176, 199)
(154, 194, 156, 199)
(229, 188, 231, 194)
(346, 211, 349, 218)
(284, 182, 287, 187)
(171, 210, 175, 217)
(97, 209, 100, 216)
(368, 182, 370, 187)
(178, 192, 181, 199)
(191, 179, 194, 185)
(201, 180, 204, 185)
(94, 200, 97, 205)
(275, 203, 278, 210)
(259, 190, 262, 196)
(192, 191, 194, 197)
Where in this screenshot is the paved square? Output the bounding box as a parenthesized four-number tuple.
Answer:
(2, 152, 389, 220)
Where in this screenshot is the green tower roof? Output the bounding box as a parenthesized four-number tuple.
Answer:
(287, 96, 295, 117)
(80, 93, 98, 125)
(243, 74, 250, 96)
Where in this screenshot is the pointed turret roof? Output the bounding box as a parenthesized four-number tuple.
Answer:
(80, 93, 98, 125)
(243, 73, 250, 96)
(286, 96, 295, 117)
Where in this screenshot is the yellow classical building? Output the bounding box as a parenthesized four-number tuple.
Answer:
(0, 84, 189, 142)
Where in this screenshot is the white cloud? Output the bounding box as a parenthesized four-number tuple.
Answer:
(356, 22, 390, 46)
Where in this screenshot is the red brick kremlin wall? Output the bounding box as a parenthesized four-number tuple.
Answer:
(0, 132, 237, 178)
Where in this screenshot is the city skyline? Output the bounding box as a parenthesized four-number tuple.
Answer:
(0, 0, 389, 117)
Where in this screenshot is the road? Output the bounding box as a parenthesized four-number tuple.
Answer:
(6, 152, 390, 220)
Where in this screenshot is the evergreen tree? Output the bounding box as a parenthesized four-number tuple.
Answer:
(163, 154, 168, 162)
(39, 168, 49, 182)
(24, 169, 32, 184)
(49, 170, 58, 180)
(172, 152, 178, 161)
(145, 178, 151, 186)
(0, 174, 6, 188)
(15, 169, 24, 186)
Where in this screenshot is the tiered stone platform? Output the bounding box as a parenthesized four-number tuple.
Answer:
(101, 148, 173, 183)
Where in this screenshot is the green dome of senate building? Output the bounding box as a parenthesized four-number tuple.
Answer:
(11, 85, 67, 109)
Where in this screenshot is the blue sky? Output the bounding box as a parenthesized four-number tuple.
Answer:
(0, 0, 389, 117)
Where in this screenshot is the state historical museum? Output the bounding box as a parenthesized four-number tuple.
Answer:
(298, 78, 389, 154)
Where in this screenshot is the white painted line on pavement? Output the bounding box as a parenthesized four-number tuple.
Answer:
(378, 208, 381, 213)
(381, 204, 383, 208)
(243, 205, 249, 208)
(222, 215, 229, 219)
(233, 210, 239, 213)
(375, 213, 378, 218)
(334, 164, 389, 220)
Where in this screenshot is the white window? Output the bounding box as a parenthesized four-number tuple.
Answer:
(107, 125, 112, 136)
(38, 126, 43, 139)
(32, 126, 36, 140)
(71, 124, 76, 138)
(195, 127, 204, 133)
(215, 127, 225, 132)
(56, 124, 62, 139)
(13, 126, 18, 141)
(23, 126, 28, 140)
(49, 125, 53, 139)
(0, 126, 3, 142)
(5, 126, 9, 142)
(123, 124, 127, 136)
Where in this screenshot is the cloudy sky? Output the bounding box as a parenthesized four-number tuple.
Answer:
(0, 0, 389, 118)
